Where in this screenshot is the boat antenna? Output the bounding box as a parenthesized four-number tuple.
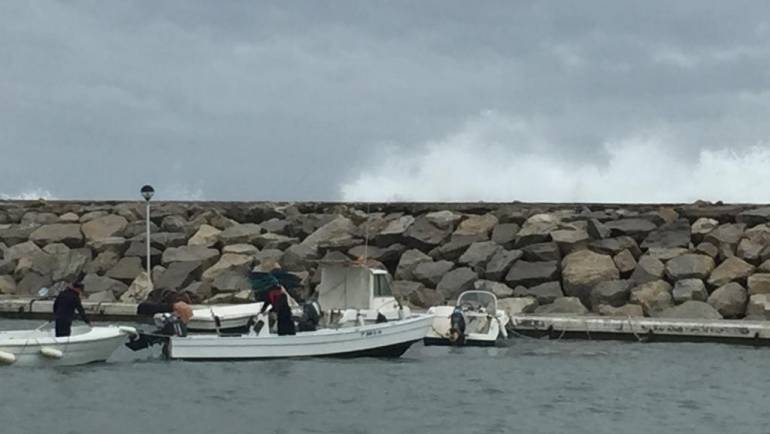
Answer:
(362, 202, 370, 265)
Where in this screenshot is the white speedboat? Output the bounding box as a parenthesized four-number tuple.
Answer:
(0, 324, 137, 367)
(137, 311, 433, 360)
(424, 290, 509, 347)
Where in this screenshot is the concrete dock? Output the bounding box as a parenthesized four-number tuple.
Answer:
(510, 315, 770, 345)
(0, 297, 143, 321)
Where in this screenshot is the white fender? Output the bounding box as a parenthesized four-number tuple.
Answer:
(0, 350, 16, 365)
(40, 347, 64, 359)
(118, 326, 138, 336)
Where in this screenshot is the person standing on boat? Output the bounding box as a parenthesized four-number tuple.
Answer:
(259, 284, 296, 336)
(53, 282, 91, 337)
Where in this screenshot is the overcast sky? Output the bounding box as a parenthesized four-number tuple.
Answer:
(3, 1, 770, 202)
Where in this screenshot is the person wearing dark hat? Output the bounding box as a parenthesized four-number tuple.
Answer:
(53, 282, 91, 337)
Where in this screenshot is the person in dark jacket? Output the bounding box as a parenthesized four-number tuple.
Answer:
(53, 282, 90, 337)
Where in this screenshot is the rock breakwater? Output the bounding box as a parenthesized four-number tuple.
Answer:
(2, 200, 770, 321)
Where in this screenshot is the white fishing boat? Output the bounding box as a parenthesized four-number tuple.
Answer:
(424, 290, 509, 347)
(0, 324, 137, 367)
(317, 263, 410, 326)
(166, 312, 433, 360)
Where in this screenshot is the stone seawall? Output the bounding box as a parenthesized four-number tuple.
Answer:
(2, 200, 770, 321)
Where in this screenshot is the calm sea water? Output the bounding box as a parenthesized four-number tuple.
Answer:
(1, 318, 768, 434)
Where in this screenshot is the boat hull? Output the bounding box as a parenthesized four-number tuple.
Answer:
(0, 326, 135, 367)
(168, 314, 433, 360)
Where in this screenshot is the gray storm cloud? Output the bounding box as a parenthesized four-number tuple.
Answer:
(2, 1, 770, 201)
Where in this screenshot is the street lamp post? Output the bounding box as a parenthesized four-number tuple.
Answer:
(141, 185, 155, 287)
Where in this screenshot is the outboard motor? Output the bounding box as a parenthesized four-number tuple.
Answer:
(296, 301, 321, 332)
(154, 312, 188, 337)
(448, 307, 466, 346)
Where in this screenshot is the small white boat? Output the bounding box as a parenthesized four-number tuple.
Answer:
(160, 303, 265, 332)
(162, 312, 433, 360)
(424, 290, 509, 347)
(0, 324, 137, 367)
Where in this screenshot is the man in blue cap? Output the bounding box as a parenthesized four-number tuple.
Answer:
(53, 282, 91, 337)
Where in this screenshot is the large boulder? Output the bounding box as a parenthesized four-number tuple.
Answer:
(747, 273, 770, 295)
(0, 275, 16, 294)
(736, 207, 770, 226)
(413, 260, 455, 288)
(707, 257, 755, 288)
(431, 237, 477, 261)
(691, 218, 718, 243)
(515, 214, 559, 247)
(404, 216, 452, 250)
(561, 250, 619, 305)
(218, 223, 264, 246)
(646, 247, 689, 262)
(155, 261, 203, 291)
(707, 282, 748, 318)
(458, 241, 501, 271)
(161, 245, 220, 269)
(408, 287, 445, 308)
(202, 254, 254, 282)
(613, 250, 637, 277)
(705, 223, 746, 247)
(491, 223, 520, 249)
(14, 253, 56, 281)
(604, 219, 657, 241)
(187, 224, 221, 247)
(534, 297, 588, 315)
(391, 280, 424, 300)
(436, 267, 478, 300)
(596, 304, 644, 317)
(513, 281, 563, 304)
(746, 294, 770, 320)
(81, 215, 128, 242)
(630, 280, 673, 316)
(522, 242, 561, 262)
(473, 279, 515, 298)
(550, 228, 590, 255)
(395, 249, 433, 281)
(374, 215, 415, 246)
(737, 238, 763, 265)
(223, 244, 259, 256)
(5, 240, 44, 263)
(452, 214, 498, 243)
(81, 273, 129, 299)
(161, 215, 189, 234)
(587, 218, 611, 240)
(654, 301, 723, 320)
(672, 278, 708, 303)
(424, 210, 462, 230)
(629, 256, 665, 285)
(589, 236, 641, 258)
(590, 280, 631, 308)
(120, 272, 153, 303)
(641, 219, 690, 249)
(16, 272, 52, 295)
(88, 236, 129, 255)
(29, 224, 83, 248)
(253, 233, 298, 250)
(484, 249, 522, 281)
(106, 257, 144, 283)
(665, 254, 715, 281)
(281, 243, 318, 271)
(211, 271, 252, 293)
(505, 260, 559, 288)
(497, 297, 539, 316)
(695, 242, 719, 258)
(0, 224, 40, 246)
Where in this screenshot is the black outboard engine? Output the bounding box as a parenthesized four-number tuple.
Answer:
(296, 301, 321, 332)
(448, 307, 466, 346)
(154, 312, 188, 337)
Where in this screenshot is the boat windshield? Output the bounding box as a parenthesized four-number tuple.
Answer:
(373, 274, 393, 297)
(457, 291, 497, 313)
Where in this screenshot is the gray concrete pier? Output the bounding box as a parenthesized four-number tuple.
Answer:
(511, 315, 770, 345)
